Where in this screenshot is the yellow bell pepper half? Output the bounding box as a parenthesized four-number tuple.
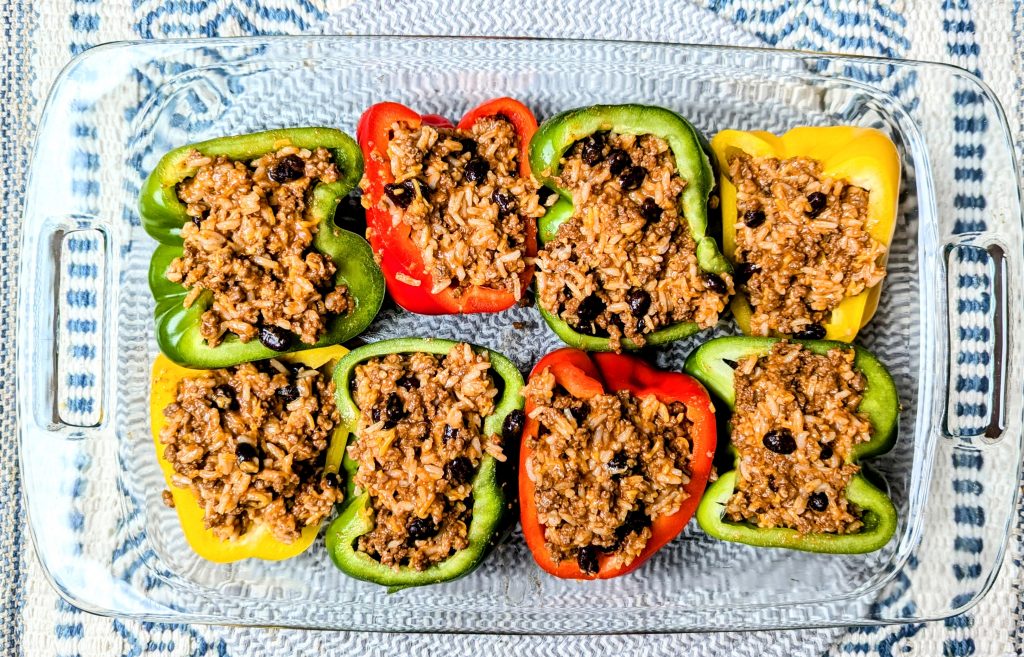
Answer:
(150, 344, 349, 563)
(710, 127, 901, 342)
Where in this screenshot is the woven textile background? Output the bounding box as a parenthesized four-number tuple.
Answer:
(3, 0, 1024, 655)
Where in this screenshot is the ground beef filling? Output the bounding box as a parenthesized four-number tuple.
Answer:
(370, 117, 545, 299)
(168, 147, 353, 348)
(727, 342, 872, 534)
(159, 359, 342, 543)
(349, 344, 505, 571)
(729, 153, 887, 337)
(536, 132, 732, 352)
(524, 368, 695, 573)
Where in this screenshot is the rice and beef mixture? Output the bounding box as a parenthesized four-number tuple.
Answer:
(159, 359, 342, 543)
(727, 342, 872, 534)
(168, 147, 353, 348)
(729, 153, 887, 337)
(369, 117, 545, 299)
(536, 132, 732, 351)
(349, 343, 505, 570)
(524, 367, 695, 574)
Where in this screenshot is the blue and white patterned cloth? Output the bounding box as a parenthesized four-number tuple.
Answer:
(4, 1, 1024, 655)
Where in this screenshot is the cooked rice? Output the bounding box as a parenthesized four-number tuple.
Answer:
(167, 146, 353, 347)
(159, 359, 342, 543)
(536, 132, 732, 351)
(729, 153, 887, 336)
(726, 342, 872, 533)
(524, 367, 695, 570)
(349, 343, 504, 570)
(368, 117, 545, 298)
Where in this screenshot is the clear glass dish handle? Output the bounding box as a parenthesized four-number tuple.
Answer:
(22, 218, 108, 431)
(943, 238, 1012, 441)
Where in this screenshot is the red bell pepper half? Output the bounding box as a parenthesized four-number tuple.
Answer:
(519, 348, 717, 579)
(357, 98, 539, 314)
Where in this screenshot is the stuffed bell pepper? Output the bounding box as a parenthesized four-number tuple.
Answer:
(529, 104, 733, 352)
(358, 98, 545, 314)
(709, 127, 900, 342)
(519, 348, 716, 579)
(141, 128, 385, 368)
(325, 338, 525, 589)
(685, 337, 899, 553)
(151, 345, 348, 562)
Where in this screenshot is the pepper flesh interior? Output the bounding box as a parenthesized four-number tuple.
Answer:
(158, 358, 342, 544)
(727, 342, 872, 534)
(169, 147, 353, 347)
(728, 153, 886, 337)
(524, 366, 695, 572)
(370, 118, 544, 300)
(349, 343, 505, 571)
(536, 131, 732, 352)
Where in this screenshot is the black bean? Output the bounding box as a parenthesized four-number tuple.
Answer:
(806, 191, 828, 217)
(322, 471, 340, 490)
(569, 402, 590, 424)
(382, 392, 405, 429)
(384, 180, 417, 209)
(576, 546, 600, 575)
(626, 289, 651, 317)
(443, 424, 459, 444)
(397, 375, 418, 390)
(762, 429, 797, 455)
(275, 384, 299, 404)
(213, 384, 236, 410)
(819, 443, 834, 461)
(793, 323, 827, 340)
(191, 215, 202, 228)
(702, 273, 728, 295)
(463, 157, 490, 183)
(267, 154, 305, 183)
(336, 193, 366, 227)
(606, 149, 631, 176)
(607, 451, 629, 475)
(537, 186, 556, 206)
(491, 189, 517, 216)
(808, 491, 830, 512)
(371, 407, 382, 423)
(743, 209, 766, 228)
(502, 409, 525, 442)
(457, 137, 477, 155)
(236, 442, 261, 474)
(618, 165, 646, 191)
(579, 133, 606, 166)
(575, 294, 606, 326)
(616, 507, 652, 538)
(287, 361, 306, 376)
(733, 262, 761, 286)
(640, 198, 663, 223)
(257, 325, 292, 352)
(407, 516, 438, 542)
(445, 456, 474, 485)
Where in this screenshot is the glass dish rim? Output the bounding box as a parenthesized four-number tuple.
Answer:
(17, 33, 1024, 634)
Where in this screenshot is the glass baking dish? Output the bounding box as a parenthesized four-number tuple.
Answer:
(17, 36, 1024, 633)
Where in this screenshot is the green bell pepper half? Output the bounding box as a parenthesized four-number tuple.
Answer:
(684, 336, 899, 553)
(140, 128, 384, 368)
(325, 338, 524, 590)
(529, 105, 731, 351)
